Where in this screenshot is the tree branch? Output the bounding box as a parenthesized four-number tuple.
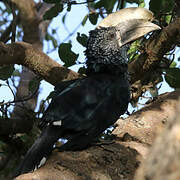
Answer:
(0, 41, 81, 85)
(128, 18, 180, 102)
(135, 94, 180, 180)
(129, 18, 180, 84)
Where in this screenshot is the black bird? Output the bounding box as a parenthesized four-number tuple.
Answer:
(15, 7, 160, 176)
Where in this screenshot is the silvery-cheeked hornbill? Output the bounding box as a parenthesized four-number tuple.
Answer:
(15, 7, 160, 176)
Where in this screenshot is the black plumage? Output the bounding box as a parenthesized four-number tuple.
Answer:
(15, 27, 130, 176)
(15, 7, 160, 176)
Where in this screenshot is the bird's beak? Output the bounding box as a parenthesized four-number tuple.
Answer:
(97, 7, 161, 47)
(115, 19, 161, 47)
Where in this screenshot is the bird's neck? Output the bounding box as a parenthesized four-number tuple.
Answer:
(86, 57, 128, 76)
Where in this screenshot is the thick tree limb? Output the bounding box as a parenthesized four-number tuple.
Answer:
(0, 41, 80, 85)
(113, 91, 180, 156)
(135, 95, 180, 180)
(10, 0, 41, 48)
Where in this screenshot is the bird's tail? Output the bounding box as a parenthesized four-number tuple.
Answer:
(14, 125, 64, 177)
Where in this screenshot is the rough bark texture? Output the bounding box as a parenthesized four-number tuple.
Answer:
(128, 18, 180, 82)
(10, 0, 41, 123)
(128, 18, 180, 102)
(0, 42, 81, 85)
(15, 91, 180, 180)
(135, 95, 180, 180)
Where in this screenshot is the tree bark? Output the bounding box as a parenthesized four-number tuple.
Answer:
(135, 94, 180, 180)
(0, 42, 81, 85)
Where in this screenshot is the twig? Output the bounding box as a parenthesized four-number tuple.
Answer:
(9, 1, 17, 42)
(0, 23, 12, 43)
(6, 79, 16, 99)
(4, 0, 17, 43)
(62, 21, 82, 43)
(70, 0, 96, 5)
(0, 81, 39, 106)
(116, 0, 124, 11)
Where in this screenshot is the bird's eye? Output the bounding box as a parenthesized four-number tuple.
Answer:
(107, 33, 115, 40)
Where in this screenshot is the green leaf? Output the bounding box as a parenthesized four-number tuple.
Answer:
(58, 43, 79, 67)
(52, 29, 56, 34)
(67, 3, 71, 11)
(128, 40, 139, 54)
(165, 15, 172, 24)
(46, 91, 56, 100)
(128, 53, 139, 63)
(149, 0, 174, 15)
(164, 68, 180, 88)
(12, 69, 21, 77)
(62, 14, 66, 24)
(43, 0, 61, 3)
(78, 67, 86, 74)
(43, 3, 63, 20)
(82, 14, 88, 26)
(94, 0, 104, 9)
(149, 87, 158, 97)
(29, 77, 40, 93)
(52, 39, 58, 49)
(0, 65, 14, 80)
(76, 33, 88, 47)
(89, 13, 99, 25)
(139, 2, 145, 7)
(126, 0, 142, 4)
(45, 33, 58, 48)
(19, 134, 30, 143)
(104, 0, 117, 13)
(169, 61, 177, 68)
(127, 40, 140, 62)
(88, 1, 96, 9)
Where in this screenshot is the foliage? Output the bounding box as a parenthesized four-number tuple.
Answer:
(165, 68, 180, 89)
(43, 2, 63, 20)
(76, 33, 88, 47)
(0, 65, 14, 80)
(28, 77, 41, 93)
(149, 0, 174, 15)
(58, 43, 79, 67)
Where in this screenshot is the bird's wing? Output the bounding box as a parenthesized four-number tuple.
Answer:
(39, 74, 129, 133)
(54, 79, 78, 93)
